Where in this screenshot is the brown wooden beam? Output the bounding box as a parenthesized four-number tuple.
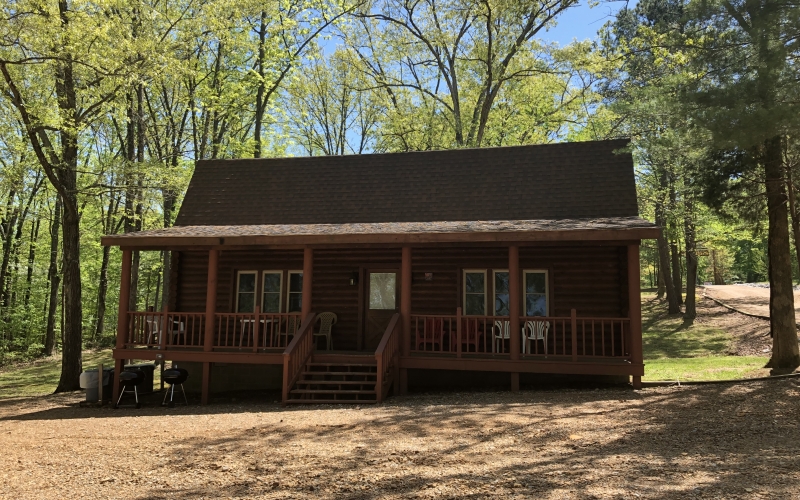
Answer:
(301, 247, 313, 319)
(399, 356, 644, 376)
(112, 249, 132, 404)
(400, 246, 412, 394)
(102, 227, 661, 248)
(509, 245, 521, 361)
(204, 249, 218, 353)
(628, 244, 644, 389)
(112, 348, 284, 364)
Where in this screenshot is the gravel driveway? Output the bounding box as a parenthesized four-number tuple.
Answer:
(703, 285, 800, 321)
(1, 379, 798, 499)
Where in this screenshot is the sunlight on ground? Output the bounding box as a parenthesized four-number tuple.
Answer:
(644, 356, 769, 381)
(0, 349, 164, 399)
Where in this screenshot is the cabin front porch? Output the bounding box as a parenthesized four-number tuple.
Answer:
(111, 242, 644, 405)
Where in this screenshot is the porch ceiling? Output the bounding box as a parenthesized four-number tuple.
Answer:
(102, 216, 660, 248)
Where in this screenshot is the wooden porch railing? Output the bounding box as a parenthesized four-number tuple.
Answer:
(126, 311, 205, 348)
(374, 313, 401, 403)
(214, 310, 303, 350)
(410, 308, 519, 357)
(520, 311, 630, 359)
(281, 313, 316, 405)
(410, 309, 631, 360)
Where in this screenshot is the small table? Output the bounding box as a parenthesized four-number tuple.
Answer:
(239, 318, 274, 348)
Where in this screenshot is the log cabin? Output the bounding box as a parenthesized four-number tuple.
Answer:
(102, 139, 660, 405)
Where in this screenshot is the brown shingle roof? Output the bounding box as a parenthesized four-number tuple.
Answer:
(101, 217, 659, 247)
(174, 139, 639, 226)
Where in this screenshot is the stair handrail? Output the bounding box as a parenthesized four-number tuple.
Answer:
(282, 312, 316, 405)
(374, 313, 401, 403)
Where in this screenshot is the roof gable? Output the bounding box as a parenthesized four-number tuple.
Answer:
(174, 139, 638, 226)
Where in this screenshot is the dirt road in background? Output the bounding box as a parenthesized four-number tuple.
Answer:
(702, 285, 800, 321)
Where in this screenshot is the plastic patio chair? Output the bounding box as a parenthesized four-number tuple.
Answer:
(523, 320, 550, 355)
(314, 312, 337, 350)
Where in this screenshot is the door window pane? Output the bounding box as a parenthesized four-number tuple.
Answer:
(369, 273, 396, 310)
(236, 272, 256, 313)
(287, 271, 303, 312)
(525, 271, 548, 316)
(464, 271, 486, 315)
(262, 272, 282, 313)
(494, 271, 509, 316)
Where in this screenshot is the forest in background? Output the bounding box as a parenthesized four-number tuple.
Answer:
(1, 0, 799, 388)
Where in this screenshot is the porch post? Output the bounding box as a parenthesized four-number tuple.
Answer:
(301, 247, 313, 319)
(112, 248, 133, 404)
(400, 246, 412, 394)
(202, 248, 219, 405)
(628, 243, 644, 389)
(509, 245, 521, 392)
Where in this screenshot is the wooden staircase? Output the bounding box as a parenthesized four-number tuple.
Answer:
(285, 357, 379, 404)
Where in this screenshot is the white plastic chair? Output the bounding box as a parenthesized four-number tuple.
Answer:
(314, 312, 337, 350)
(492, 320, 510, 353)
(145, 317, 160, 345)
(523, 320, 550, 355)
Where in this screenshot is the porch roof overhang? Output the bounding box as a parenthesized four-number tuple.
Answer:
(102, 217, 660, 250)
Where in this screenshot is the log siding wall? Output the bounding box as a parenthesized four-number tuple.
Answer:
(173, 244, 628, 350)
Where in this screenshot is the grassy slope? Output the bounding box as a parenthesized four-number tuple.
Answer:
(0, 295, 772, 397)
(641, 293, 769, 381)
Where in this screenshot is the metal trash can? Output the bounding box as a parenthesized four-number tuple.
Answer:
(124, 363, 156, 394)
(79, 368, 113, 402)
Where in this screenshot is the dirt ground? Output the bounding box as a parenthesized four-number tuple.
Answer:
(1, 379, 799, 500)
(693, 295, 773, 356)
(702, 285, 800, 322)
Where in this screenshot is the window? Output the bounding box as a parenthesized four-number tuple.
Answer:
(287, 271, 303, 312)
(236, 271, 257, 313)
(524, 270, 548, 316)
(463, 270, 486, 315)
(369, 272, 396, 309)
(262, 271, 282, 313)
(493, 270, 509, 316)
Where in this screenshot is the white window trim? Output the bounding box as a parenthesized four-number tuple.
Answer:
(235, 270, 258, 313)
(523, 269, 549, 317)
(492, 269, 509, 316)
(462, 269, 487, 316)
(261, 270, 283, 313)
(287, 270, 303, 313)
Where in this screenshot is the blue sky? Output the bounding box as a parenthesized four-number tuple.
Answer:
(543, 0, 634, 45)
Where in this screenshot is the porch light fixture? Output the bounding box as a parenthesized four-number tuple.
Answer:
(350, 271, 359, 286)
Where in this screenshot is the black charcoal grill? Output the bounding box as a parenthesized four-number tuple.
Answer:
(162, 367, 189, 407)
(115, 369, 144, 409)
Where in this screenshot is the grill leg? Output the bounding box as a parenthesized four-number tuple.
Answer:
(115, 384, 127, 408)
(162, 385, 170, 406)
(180, 384, 188, 406)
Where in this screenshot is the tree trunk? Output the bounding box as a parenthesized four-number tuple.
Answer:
(786, 165, 800, 279)
(763, 135, 800, 374)
(670, 240, 683, 304)
(44, 196, 61, 356)
(684, 197, 698, 322)
(93, 243, 111, 342)
(655, 201, 680, 313)
(23, 214, 40, 308)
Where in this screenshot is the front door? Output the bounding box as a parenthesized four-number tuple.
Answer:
(363, 270, 398, 351)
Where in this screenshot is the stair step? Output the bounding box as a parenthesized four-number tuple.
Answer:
(297, 380, 376, 386)
(307, 363, 376, 368)
(286, 399, 378, 404)
(301, 371, 377, 377)
(290, 389, 376, 395)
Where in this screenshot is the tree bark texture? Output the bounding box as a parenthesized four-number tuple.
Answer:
(44, 196, 61, 356)
(655, 201, 680, 313)
(684, 197, 698, 322)
(763, 135, 800, 374)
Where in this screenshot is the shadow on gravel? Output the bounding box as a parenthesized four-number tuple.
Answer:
(129, 379, 800, 499)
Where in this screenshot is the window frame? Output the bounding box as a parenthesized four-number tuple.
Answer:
(261, 270, 283, 313)
(492, 269, 510, 316)
(523, 269, 549, 317)
(235, 270, 258, 313)
(462, 269, 488, 316)
(286, 270, 304, 313)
